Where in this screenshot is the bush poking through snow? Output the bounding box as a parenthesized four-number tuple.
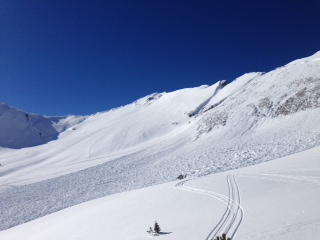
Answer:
(147, 227, 154, 235)
(176, 174, 187, 180)
(216, 233, 231, 240)
(147, 221, 161, 236)
(154, 221, 161, 234)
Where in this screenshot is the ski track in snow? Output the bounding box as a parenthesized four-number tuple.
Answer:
(240, 217, 320, 240)
(237, 169, 320, 240)
(237, 169, 320, 186)
(176, 174, 243, 240)
(255, 218, 320, 240)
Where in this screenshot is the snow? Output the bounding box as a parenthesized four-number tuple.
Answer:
(0, 145, 319, 240)
(286, 51, 320, 66)
(0, 51, 319, 238)
(0, 103, 85, 149)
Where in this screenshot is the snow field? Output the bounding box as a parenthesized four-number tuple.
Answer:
(1, 110, 320, 231)
(0, 145, 319, 240)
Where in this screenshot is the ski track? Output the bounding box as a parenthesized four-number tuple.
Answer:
(241, 218, 320, 240)
(176, 174, 243, 240)
(237, 169, 320, 186)
(236, 169, 320, 240)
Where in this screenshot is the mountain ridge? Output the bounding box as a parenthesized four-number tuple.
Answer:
(1, 51, 319, 150)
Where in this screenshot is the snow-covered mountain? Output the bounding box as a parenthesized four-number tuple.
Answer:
(0, 51, 319, 236)
(0, 103, 85, 149)
(196, 53, 320, 138)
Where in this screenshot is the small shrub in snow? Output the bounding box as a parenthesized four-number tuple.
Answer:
(216, 233, 231, 240)
(147, 221, 161, 236)
(176, 174, 187, 180)
(147, 227, 154, 235)
(154, 221, 161, 234)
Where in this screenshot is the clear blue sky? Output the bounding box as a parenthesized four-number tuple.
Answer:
(1, 0, 320, 116)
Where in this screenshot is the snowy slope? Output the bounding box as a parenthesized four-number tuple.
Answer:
(0, 51, 320, 232)
(196, 52, 320, 138)
(0, 145, 319, 240)
(0, 81, 228, 187)
(0, 103, 86, 149)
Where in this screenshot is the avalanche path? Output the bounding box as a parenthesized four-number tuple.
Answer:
(176, 174, 243, 240)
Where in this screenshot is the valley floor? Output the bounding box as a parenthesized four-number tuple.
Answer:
(1, 146, 319, 240)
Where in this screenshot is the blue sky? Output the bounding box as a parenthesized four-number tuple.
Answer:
(1, 0, 320, 116)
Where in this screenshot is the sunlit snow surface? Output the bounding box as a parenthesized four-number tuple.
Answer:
(0, 52, 320, 235)
(1, 146, 319, 240)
